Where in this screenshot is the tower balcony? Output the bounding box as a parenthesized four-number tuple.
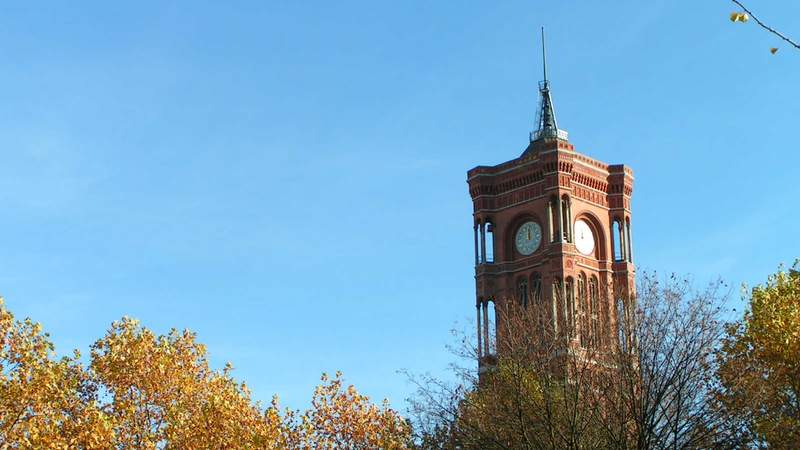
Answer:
(531, 128, 569, 142)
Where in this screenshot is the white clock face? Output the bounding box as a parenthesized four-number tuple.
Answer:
(574, 219, 595, 256)
(515, 221, 542, 256)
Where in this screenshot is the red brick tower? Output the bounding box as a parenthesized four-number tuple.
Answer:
(468, 30, 635, 369)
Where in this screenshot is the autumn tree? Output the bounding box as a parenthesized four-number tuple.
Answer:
(89, 317, 287, 449)
(89, 318, 412, 449)
(716, 262, 800, 447)
(0, 299, 411, 449)
(597, 274, 744, 449)
(287, 371, 412, 449)
(408, 292, 609, 450)
(408, 273, 745, 449)
(0, 298, 113, 449)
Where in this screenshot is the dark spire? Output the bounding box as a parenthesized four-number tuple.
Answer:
(530, 27, 568, 142)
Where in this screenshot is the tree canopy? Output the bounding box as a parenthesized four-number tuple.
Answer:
(0, 300, 410, 449)
(2, 262, 798, 449)
(716, 262, 800, 447)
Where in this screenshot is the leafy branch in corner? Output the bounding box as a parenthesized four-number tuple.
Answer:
(730, 0, 800, 52)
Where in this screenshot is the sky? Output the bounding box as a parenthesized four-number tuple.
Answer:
(1, 1, 798, 412)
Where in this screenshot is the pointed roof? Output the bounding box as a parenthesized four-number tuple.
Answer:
(530, 28, 568, 143)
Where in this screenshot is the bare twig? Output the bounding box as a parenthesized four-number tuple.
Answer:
(731, 0, 800, 50)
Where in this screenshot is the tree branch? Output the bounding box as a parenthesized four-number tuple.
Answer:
(731, 0, 800, 50)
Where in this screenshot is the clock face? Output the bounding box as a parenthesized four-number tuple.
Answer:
(515, 221, 542, 256)
(574, 219, 595, 256)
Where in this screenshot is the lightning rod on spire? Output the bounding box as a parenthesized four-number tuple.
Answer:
(541, 26, 548, 84)
(529, 26, 568, 144)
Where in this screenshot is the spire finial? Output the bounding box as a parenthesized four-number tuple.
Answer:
(528, 27, 568, 144)
(541, 26, 548, 84)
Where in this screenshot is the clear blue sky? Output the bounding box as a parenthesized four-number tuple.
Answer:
(1, 1, 798, 411)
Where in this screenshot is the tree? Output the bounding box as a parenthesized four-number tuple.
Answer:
(408, 290, 609, 450)
(91, 317, 412, 449)
(90, 317, 287, 449)
(598, 274, 743, 449)
(408, 274, 744, 449)
(0, 299, 411, 449)
(0, 298, 113, 449)
(716, 262, 800, 447)
(288, 371, 412, 449)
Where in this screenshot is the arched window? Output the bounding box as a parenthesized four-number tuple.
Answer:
(548, 196, 559, 243)
(485, 221, 495, 263)
(613, 219, 625, 262)
(474, 221, 482, 265)
(589, 276, 599, 347)
(565, 277, 576, 338)
(625, 217, 633, 263)
(531, 273, 542, 304)
(518, 278, 529, 308)
(578, 273, 588, 347)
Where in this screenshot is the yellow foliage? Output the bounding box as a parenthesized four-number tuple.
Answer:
(717, 263, 800, 447)
(746, 264, 800, 366)
(0, 299, 410, 449)
(90, 317, 288, 448)
(289, 371, 411, 449)
(730, 12, 750, 23)
(0, 298, 114, 449)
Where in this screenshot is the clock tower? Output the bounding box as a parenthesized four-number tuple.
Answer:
(468, 31, 635, 368)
